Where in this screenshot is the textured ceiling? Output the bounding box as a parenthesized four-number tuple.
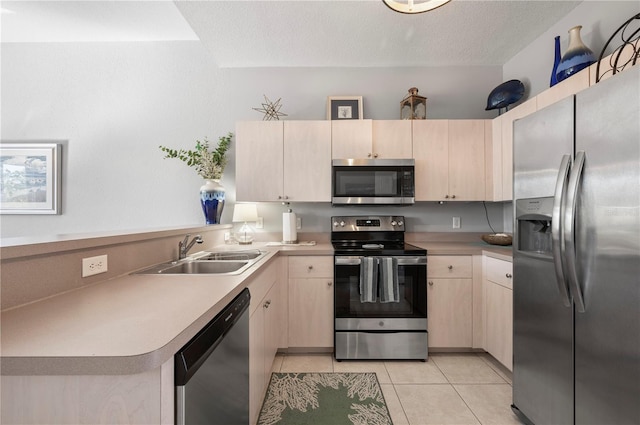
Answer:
(175, 0, 582, 68)
(1, 1, 583, 68)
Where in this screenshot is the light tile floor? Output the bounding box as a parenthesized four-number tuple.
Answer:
(270, 352, 524, 425)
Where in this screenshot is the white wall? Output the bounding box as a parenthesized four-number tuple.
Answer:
(504, 1, 639, 97)
(1, 39, 502, 238)
(2, 1, 635, 239)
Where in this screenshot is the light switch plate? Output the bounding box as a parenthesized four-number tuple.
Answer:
(296, 217, 302, 229)
(452, 217, 461, 229)
(256, 217, 264, 229)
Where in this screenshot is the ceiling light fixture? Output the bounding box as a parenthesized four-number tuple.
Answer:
(382, 0, 452, 14)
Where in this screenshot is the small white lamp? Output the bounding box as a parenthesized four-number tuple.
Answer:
(232, 203, 259, 245)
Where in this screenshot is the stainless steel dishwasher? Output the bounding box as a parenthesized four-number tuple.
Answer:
(175, 288, 250, 425)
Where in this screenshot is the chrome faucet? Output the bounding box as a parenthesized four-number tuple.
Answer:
(178, 234, 203, 259)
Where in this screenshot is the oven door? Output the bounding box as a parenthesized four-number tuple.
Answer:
(332, 159, 415, 205)
(334, 255, 427, 328)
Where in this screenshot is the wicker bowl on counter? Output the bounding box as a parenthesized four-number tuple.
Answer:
(481, 233, 513, 246)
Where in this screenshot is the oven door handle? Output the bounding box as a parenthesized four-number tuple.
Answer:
(335, 256, 426, 266)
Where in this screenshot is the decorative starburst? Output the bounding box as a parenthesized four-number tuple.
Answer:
(253, 95, 287, 121)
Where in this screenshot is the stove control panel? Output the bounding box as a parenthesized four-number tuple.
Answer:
(331, 216, 405, 232)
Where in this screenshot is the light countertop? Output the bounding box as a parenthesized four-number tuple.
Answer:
(1, 241, 510, 376)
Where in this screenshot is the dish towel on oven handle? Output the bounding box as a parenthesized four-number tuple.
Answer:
(379, 257, 400, 303)
(359, 257, 378, 303)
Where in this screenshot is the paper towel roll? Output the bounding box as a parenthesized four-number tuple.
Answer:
(283, 211, 298, 244)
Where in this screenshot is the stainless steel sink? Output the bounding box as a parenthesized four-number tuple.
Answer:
(194, 250, 264, 261)
(134, 250, 267, 275)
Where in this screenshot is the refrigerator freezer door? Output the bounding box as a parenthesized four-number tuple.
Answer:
(574, 66, 640, 424)
(513, 96, 574, 201)
(512, 97, 575, 425)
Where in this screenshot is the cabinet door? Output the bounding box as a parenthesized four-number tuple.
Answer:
(500, 98, 537, 201)
(427, 278, 473, 348)
(249, 305, 266, 425)
(289, 278, 334, 347)
(236, 121, 284, 201)
(488, 117, 503, 201)
(372, 120, 413, 159)
(536, 67, 589, 110)
(284, 121, 331, 202)
(448, 120, 486, 201)
(412, 120, 449, 201)
(331, 119, 373, 159)
(263, 279, 282, 388)
(485, 280, 513, 370)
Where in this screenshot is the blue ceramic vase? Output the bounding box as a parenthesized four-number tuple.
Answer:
(550, 35, 561, 87)
(556, 26, 596, 82)
(200, 179, 225, 225)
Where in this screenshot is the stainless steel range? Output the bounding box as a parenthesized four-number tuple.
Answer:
(332, 216, 428, 360)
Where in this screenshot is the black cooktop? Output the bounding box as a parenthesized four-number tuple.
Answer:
(332, 241, 426, 256)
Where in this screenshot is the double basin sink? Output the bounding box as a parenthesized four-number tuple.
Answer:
(135, 249, 267, 275)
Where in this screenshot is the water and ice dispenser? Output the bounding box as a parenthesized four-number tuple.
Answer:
(516, 197, 554, 254)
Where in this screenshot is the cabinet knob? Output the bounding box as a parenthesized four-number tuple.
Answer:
(451, 195, 456, 199)
(263, 300, 271, 309)
(448, 265, 453, 270)
(308, 265, 314, 270)
(506, 273, 513, 279)
(428, 281, 434, 286)
(445, 195, 449, 199)
(373, 153, 379, 158)
(327, 281, 333, 286)
(284, 195, 289, 200)
(278, 195, 282, 200)
(367, 153, 372, 158)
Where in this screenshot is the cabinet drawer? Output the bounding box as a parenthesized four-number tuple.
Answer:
(485, 257, 513, 289)
(428, 255, 472, 278)
(289, 256, 333, 278)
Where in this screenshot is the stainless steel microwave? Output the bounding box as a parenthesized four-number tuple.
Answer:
(332, 159, 415, 205)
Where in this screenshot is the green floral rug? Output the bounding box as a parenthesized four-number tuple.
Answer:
(257, 372, 393, 425)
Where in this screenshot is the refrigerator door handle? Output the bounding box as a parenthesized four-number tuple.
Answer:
(564, 150, 587, 313)
(552, 154, 572, 307)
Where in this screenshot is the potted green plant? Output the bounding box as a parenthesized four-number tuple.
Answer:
(159, 133, 233, 224)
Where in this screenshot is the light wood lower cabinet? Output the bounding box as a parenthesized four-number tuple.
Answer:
(288, 256, 334, 349)
(1, 360, 173, 425)
(427, 255, 473, 348)
(483, 256, 513, 370)
(248, 258, 285, 425)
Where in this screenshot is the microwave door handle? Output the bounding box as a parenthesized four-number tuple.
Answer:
(552, 154, 572, 307)
(564, 151, 587, 313)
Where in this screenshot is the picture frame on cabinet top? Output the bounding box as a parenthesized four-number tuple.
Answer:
(327, 96, 363, 120)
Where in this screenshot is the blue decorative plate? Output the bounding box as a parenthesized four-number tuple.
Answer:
(485, 80, 525, 111)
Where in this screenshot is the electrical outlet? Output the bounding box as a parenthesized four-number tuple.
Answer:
(82, 255, 108, 277)
(224, 232, 231, 241)
(256, 217, 264, 229)
(296, 217, 302, 229)
(452, 217, 461, 229)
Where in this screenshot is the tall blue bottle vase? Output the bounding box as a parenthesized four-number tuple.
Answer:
(556, 25, 596, 83)
(200, 179, 225, 225)
(550, 35, 561, 87)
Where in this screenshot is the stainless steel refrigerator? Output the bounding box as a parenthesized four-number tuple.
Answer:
(511, 65, 640, 425)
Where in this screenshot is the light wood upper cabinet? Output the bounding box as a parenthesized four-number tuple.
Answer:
(413, 120, 486, 201)
(236, 121, 331, 202)
(236, 121, 284, 202)
(488, 98, 537, 201)
(372, 120, 413, 158)
(331, 119, 373, 159)
(536, 67, 589, 110)
(331, 119, 412, 159)
(283, 121, 332, 202)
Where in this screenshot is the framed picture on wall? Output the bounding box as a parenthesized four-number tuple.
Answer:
(327, 96, 363, 120)
(0, 142, 62, 214)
